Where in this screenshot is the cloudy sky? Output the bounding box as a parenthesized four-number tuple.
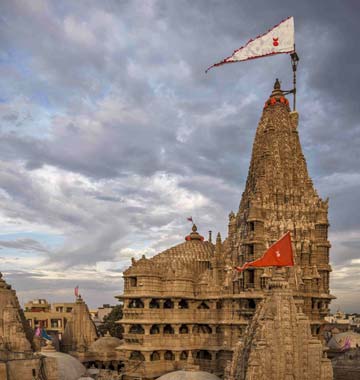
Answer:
(0, 0, 359, 311)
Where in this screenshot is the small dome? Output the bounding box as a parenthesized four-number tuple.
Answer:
(42, 351, 86, 380)
(89, 335, 122, 353)
(157, 370, 220, 380)
(327, 331, 360, 350)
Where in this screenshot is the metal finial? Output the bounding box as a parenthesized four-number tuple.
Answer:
(274, 78, 281, 90)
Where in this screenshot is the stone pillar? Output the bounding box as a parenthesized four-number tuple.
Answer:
(144, 325, 151, 335)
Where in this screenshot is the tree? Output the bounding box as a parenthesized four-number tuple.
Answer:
(97, 304, 124, 338)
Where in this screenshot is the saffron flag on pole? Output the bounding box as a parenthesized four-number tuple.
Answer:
(235, 231, 294, 272)
(206, 16, 295, 72)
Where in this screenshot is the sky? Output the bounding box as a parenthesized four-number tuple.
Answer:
(0, 0, 359, 312)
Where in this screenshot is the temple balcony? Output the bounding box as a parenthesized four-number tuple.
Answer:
(121, 308, 249, 323)
(121, 333, 235, 350)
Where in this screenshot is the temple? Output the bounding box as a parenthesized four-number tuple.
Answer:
(226, 268, 333, 380)
(116, 79, 334, 379)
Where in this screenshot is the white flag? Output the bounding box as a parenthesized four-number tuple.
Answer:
(206, 17, 295, 72)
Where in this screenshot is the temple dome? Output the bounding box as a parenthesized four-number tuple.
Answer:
(327, 331, 360, 350)
(156, 370, 220, 380)
(89, 334, 122, 353)
(41, 351, 86, 380)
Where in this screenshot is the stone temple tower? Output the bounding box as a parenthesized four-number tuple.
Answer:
(226, 268, 333, 380)
(228, 79, 333, 334)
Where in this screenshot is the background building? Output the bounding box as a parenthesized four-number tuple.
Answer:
(24, 299, 75, 339)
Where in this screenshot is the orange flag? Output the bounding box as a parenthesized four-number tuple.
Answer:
(235, 232, 294, 272)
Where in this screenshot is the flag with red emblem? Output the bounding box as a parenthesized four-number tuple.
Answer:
(206, 16, 295, 72)
(235, 232, 294, 272)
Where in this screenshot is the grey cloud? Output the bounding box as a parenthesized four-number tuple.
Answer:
(0, 238, 50, 253)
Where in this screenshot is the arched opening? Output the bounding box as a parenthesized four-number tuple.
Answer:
(193, 324, 212, 334)
(248, 299, 256, 309)
(198, 301, 209, 309)
(163, 324, 174, 334)
(216, 300, 223, 309)
(108, 363, 115, 371)
(149, 299, 160, 309)
(150, 351, 160, 361)
(129, 351, 145, 361)
(179, 324, 189, 334)
(196, 350, 212, 360)
(179, 299, 189, 309)
(150, 325, 160, 335)
(180, 351, 188, 360)
(164, 299, 174, 309)
(216, 325, 224, 334)
(129, 324, 144, 334)
(164, 350, 175, 360)
(128, 299, 144, 309)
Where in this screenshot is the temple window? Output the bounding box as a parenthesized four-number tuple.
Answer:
(129, 277, 137, 287)
(128, 299, 144, 308)
(150, 351, 160, 361)
(179, 299, 189, 309)
(164, 351, 175, 360)
(149, 299, 160, 309)
(247, 270, 255, 288)
(196, 350, 212, 360)
(150, 325, 160, 334)
(163, 299, 174, 309)
(163, 324, 174, 334)
(129, 351, 145, 361)
(179, 324, 189, 334)
(129, 324, 145, 334)
(193, 324, 212, 334)
(248, 244, 254, 256)
(260, 277, 267, 289)
(248, 299, 256, 309)
(180, 351, 188, 360)
(197, 301, 209, 309)
(249, 222, 255, 232)
(216, 300, 223, 309)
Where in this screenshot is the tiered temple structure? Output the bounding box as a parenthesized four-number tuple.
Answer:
(0, 272, 59, 380)
(225, 267, 333, 380)
(116, 79, 334, 379)
(61, 295, 98, 353)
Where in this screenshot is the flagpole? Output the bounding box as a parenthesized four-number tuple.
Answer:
(290, 47, 299, 111)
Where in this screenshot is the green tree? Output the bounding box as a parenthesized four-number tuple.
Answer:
(97, 304, 124, 338)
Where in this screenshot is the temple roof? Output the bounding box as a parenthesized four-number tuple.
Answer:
(89, 334, 123, 353)
(123, 225, 214, 277)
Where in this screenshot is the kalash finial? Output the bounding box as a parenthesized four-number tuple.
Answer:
(185, 223, 204, 241)
(264, 78, 290, 109)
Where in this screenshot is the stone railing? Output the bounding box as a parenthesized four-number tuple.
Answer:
(122, 308, 249, 323)
(122, 333, 236, 350)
